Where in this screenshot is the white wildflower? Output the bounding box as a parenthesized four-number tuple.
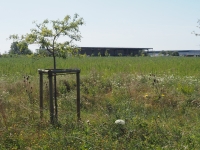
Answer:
(86, 120, 90, 125)
(115, 119, 125, 125)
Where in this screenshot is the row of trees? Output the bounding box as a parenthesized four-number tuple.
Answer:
(7, 42, 79, 57)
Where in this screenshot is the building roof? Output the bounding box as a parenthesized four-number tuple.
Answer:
(148, 50, 200, 53)
(80, 47, 153, 50)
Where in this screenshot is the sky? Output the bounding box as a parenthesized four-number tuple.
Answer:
(0, 0, 200, 53)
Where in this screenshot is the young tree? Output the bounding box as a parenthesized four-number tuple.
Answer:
(9, 14, 84, 122)
(9, 14, 84, 67)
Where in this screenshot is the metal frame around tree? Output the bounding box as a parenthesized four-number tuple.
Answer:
(38, 69, 81, 124)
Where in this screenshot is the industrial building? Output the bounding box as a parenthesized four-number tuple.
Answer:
(79, 47, 153, 56)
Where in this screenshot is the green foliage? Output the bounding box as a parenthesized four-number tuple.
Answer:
(138, 50, 148, 56)
(105, 49, 110, 57)
(159, 50, 167, 56)
(160, 50, 180, 56)
(36, 48, 51, 57)
(9, 42, 32, 55)
(118, 53, 122, 56)
(9, 14, 84, 67)
(171, 51, 179, 56)
(98, 52, 101, 57)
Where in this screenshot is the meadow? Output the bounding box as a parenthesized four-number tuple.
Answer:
(1, 56, 200, 149)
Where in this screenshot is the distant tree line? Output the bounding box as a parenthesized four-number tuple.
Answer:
(6, 41, 79, 58)
(159, 50, 179, 56)
(8, 41, 32, 55)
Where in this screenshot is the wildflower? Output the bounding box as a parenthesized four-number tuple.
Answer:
(115, 119, 125, 125)
(86, 120, 90, 125)
(161, 94, 165, 97)
(144, 93, 149, 98)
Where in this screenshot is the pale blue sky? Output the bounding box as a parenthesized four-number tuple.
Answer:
(0, 0, 200, 53)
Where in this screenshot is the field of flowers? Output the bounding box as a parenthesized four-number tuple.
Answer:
(1, 56, 200, 149)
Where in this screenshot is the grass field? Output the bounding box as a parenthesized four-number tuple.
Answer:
(1, 56, 200, 149)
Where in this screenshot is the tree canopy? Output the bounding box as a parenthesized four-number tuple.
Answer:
(9, 14, 84, 67)
(9, 41, 32, 55)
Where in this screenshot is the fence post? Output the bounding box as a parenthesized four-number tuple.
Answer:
(39, 69, 81, 124)
(48, 70, 54, 124)
(39, 72, 43, 120)
(76, 71, 81, 121)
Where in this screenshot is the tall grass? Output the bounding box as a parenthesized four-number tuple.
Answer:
(1, 56, 200, 77)
(1, 56, 200, 149)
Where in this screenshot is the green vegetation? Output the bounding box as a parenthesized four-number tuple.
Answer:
(1, 56, 200, 149)
(159, 50, 179, 56)
(9, 42, 32, 55)
(9, 14, 84, 68)
(8, 14, 85, 124)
